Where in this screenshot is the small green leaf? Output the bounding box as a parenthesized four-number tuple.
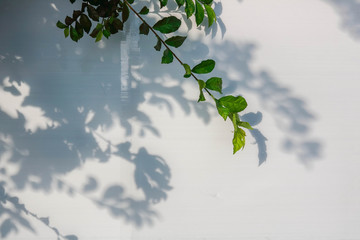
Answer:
(205, 77, 222, 93)
(95, 30, 103, 42)
(75, 21, 84, 38)
(153, 16, 181, 34)
(238, 121, 253, 130)
(70, 26, 79, 42)
(165, 36, 187, 48)
(127, 0, 135, 3)
(185, 0, 195, 18)
(56, 21, 67, 29)
(192, 59, 215, 74)
(197, 80, 206, 102)
(215, 99, 230, 120)
(161, 49, 173, 64)
(64, 27, 70, 38)
(154, 37, 162, 51)
(90, 23, 103, 38)
(87, 5, 99, 21)
(139, 6, 149, 15)
(195, 0, 205, 26)
(122, 4, 130, 23)
(139, 23, 149, 35)
(160, 0, 168, 8)
(70, 0, 76, 3)
(103, 29, 111, 38)
(175, 0, 185, 7)
(219, 95, 247, 113)
(80, 14, 92, 33)
(204, 4, 216, 27)
(183, 64, 192, 78)
(233, 127, 246, 154)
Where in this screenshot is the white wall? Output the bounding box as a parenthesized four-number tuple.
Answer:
(1, 0, 360, 239)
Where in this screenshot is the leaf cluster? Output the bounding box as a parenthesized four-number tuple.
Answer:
(57, 0, 253, 155)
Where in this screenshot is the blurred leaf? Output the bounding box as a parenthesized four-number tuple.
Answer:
(154, 37, 162, 51)
(183, 63, 192, 78)
(192, 59, 215, 74)
(139, 23, 149, 35)
(80, 14, 92, 33)
(195, 0, 204, 26)
(56, 21, 67, 29)
(153, 16, 181, 33)
(165, 36, 186, 48)
(185, 0, 195, 18)
(139, 6, 149, 15)
(161, 49, 173, 64)
(204, 4, 216, 27)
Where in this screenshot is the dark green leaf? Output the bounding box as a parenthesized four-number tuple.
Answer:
(127, 0, 135, 3)
(103, 29, 111, 38)
(233, 127, 246, 154)
(65, 16, 74, 25)
(192, 59, 215, 74)
(72, 10, 82, 20)
(206, 77, 222, 93)
(70, 26, 79, 42)
(154, 37, 162, 51)
(160, 0, 168, 8)
(70, 0, 76, 3)
(195, 0, 204, 26)
(139, 23, 149, 35)
(165, 36, 187, 48)
(64, 27, 70, 38)
(87, 5, 99, 21)
(219, 95, 247, 113)
(139, 6, 149, 15)
(161, 49, 173, 64)
(56, 21, 67, 29)
(204, 4, 216, 27)
(153, 16, 181, 34)
(75, 21, 84, 38)
(215, 99, 230, 120)
(122, 4, 130, 23)
(175, 0, 185, 7)
(95, 30, 103, 42)
(80, 14, 92, 33)
(197, 80, 206, 102)
(183, 64, 192, 78)
(112, 18, 123, 30)
(185, 0, 195, 18)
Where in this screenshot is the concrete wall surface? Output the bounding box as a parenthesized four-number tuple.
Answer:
(1, 0, 360, 239)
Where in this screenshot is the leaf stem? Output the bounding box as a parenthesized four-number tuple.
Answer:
(124, 0, 215, 99)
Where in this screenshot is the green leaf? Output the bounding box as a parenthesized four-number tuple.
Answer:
(127, 0, 135, 3)
(195, 0, 204, 26)
(160, 0, 168, 8)
(233, 127, 246, 154)
(183, 64, 192, 78)
(95, 30, 103, 42)
(139, 22, 149, 35)
(185, 0, 195, 18)
(153, 16, 181, 34)
(219, 95, 247, 113)
(175, 0, 185, 7)
(80, 14, 92, 33)
(70, 0, 76, 3)
(197, 80, 206, 102)
(161, 49, 173, 64)
(215, 99, 230, 120)
(90, 23, 103, 38)
(199, 0, 213, 4)
(64, 27, 70, 38)
(122, 4, 130, 23)
(205, 77, 222, 93)
(165, 36, 187, 48)
(70, 26, 79, 42)
(87, 5, 99, 21)
(56, 21, 67, 29)
(204, 4, 216, 27)
(154, 37, 162, 51)
(237, 121, 253, 130)
(65, 16, 74, 26)
(103, 29, 111, 38)
(139, 6, 149, 15)
(192, 59, 215, 74)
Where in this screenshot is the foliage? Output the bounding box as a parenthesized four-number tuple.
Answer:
(57, 0, 253, 154)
